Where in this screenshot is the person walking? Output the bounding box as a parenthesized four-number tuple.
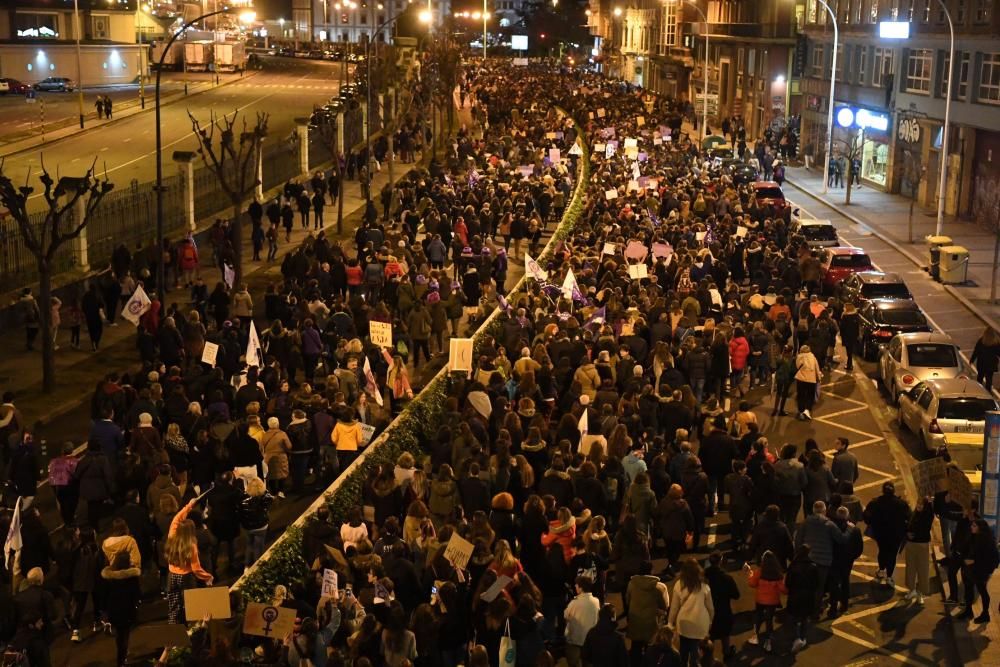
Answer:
(705, 550, 739, 660)
(773, 444, 807, 529)
(261, 416, 291, 498)
(101, 550, 142, 667)
(785, 544, 821, 653)
(839, 304, 861, 371)
(831, 437, 859, 489)
(73, 438, 115, 528)
(68, 527, 101, 643)
(744, 550, 785, 653)
(829, 505, 863, 616)
(970, 326, 1000, 390)
(863, 482, 912, 588)
(795, 500, 848, 615)
(771, 343, 795, 417)
(165, 497, 214, 623)
(625, 560, 669, 666)
(13, 567, 56, 667)
(239, 477, 274, 569)
(103, 96, 112, 119)
(48, 443, 80, 526)
(95, 96, 104, 119)
(564, 576, 601, 667)
(667, 558, 714, 667)
(903, 495, 934, 605)
(17, 287, 41, 351)
(794, 344, 821, 420)
(957, 518, 1000, 622)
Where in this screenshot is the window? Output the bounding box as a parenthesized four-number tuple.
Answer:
(905, 48, 932, 93)
(975, 0, 992, 23)
(873, 46, 895, 87)
(869, 0, 879, 22)
(956, 0, 966, 23)
(857, 45, 868, 84)
(856, 0, 864, 23)
(835, 47, 846, 81)
(941, 51, 970, 99)
(663, 3, 676, 48)
(91, 14, 109, 39)
(978, 52, 1000, 105)
(807, 0, 818, 23)
(921, 0, 931, 21)
(811, 45, 825, 76)
(14, 12, 59, 38)
(738, 48, 745, 74)
(748, 48, 755, 75)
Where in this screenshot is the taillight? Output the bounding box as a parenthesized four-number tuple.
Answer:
(929, 419, 943, 434)
(902, 375, 915, 385)
(875, 329, 894, 337)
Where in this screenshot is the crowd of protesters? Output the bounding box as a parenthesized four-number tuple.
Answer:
(1, 58, 997, 667)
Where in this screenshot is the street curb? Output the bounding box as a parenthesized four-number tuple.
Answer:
(785, 176, 1000, 336)
(0, 71, 260, 159)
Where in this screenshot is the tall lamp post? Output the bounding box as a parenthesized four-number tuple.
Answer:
(72, 0, 85, 128)
(671, 0, 709, 138)
(810, 0, 838, 195)
(154, 7, 240, 292)
(934, 1, 953, 235)
(611, 7, 622, 79)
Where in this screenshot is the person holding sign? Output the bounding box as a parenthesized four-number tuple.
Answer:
(165, 496, 214, 623)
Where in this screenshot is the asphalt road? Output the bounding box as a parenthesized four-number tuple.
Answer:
(3, 57, 353, 213)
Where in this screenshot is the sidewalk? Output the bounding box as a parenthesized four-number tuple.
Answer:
(0, 71, 257, 158)
(785, 164, 1000, 665)
(0, 152, 414, 432)
(785, 165, 1000, 331)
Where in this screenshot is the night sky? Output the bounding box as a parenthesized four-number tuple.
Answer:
(256, 0, 291, 20)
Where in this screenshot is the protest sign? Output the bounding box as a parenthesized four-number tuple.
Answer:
(549, 148, 561, 164)
(480, 575, 513, 602)
(443, 534, 475, 569)
(370, 321, 393, 348)
(184, 587, 231, 621)
(736, 226, 748, 238)
(597, 108, 606, 118)
(912, 457, 948, 499)
(628, 264, 649, 280)
(947, 465, 974, 509)
(322, 569, 339, 598)
(580, 434, 607, 457)
(602, 242, 617, 255)
(244, 603, 297, 638)
(624, 138, 638, 148)
(568, 142, 583, 156)
(652, 242, 673, 259)
(625, 240, 648, 261)
(637, 116, 645, 127)
(449, 338, 474, 372)
(201, 341, 219, 367)
(605, 189, 618, 200)
(627, 180, 640, 192)
(360, 423, 376, 445)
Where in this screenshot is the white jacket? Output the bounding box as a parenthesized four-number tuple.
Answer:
(795, 351, 821, 383)
(564, 592, 600, 646)
(668, 581, 714, 640)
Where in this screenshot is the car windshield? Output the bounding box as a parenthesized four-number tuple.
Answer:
(755, 187, 784, 199)
(830, 254, 872, 268)
(879, 308, 926, 326)
(907, 344, 958, 367)
(862, 283, 910, 299)
(937, 398, 997, 421)
(802, 225, 837, 241)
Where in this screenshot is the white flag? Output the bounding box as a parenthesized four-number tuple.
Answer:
(524, 252, 548, 281)
(578, 408, 588, 436)
(120, 284, 151, 325)
(561, 268, 578, 301)
(363, 356, 384, 407)
(246, 320, 264, 368)
(223, 263, 235, 289)
(5, 497, 22, 568)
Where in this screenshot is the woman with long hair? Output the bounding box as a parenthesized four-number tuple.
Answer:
(970, 326, 1000, 390)
(381, 601, 418, 666)
(958, 518, 1000, 623)
(101, 550, 142, 666)
(667, 558, 714, 667)
(165, 497, 214, 623)
(745, 550, 786, 652)
(239, 477, 274, 568)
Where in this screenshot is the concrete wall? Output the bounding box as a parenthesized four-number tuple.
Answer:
(0, 43, 144, 86)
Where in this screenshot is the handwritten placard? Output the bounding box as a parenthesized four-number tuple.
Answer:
(201, 341, 219, 367)
(605, 189, 619, 201)
(370, 320, 392, 348)
(243, 603, 296, 638)
(443, 534, 475, 570)
(360, 423, 376, 445)
(628, 264, 649, 280)
(322, 569, 339, 598)
(449, 338, 474, 372)
(602, 242, 617, 256)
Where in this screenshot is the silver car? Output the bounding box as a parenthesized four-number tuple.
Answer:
(897, 378, 998, 452)
(878, 332, 966, 404)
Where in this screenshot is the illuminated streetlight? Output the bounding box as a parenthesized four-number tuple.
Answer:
(418, 9, 432, 22)
(613, 6, 622, 16)
(239, 10, 256, 23)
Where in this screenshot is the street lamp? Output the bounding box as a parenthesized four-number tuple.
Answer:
(154, 7, 245, 293)
(934, 2, 954, 236)
(136, 3, 151, 109)
(72, 0, 85, 128)
(809, 0, 838, 195)
(669, 0, 709, 138)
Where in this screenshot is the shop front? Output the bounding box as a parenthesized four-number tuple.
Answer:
(835, 104, 892, 190)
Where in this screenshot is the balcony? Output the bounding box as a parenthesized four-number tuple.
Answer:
(690, 22, 795, 40)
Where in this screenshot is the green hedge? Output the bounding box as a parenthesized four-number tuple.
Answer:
(233, 106, 591, 604)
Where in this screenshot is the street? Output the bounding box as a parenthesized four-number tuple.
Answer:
(0, 57, 353, 213)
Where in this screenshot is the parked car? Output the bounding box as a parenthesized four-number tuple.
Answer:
(839, 271, 913, 308)
(795, 219, 839, 248)
(898, 378, 998, 452)
(2, 78, 31, 94)
(751, 181, 789, 212)
(857, 299, 932, 360)
(820, 247, 874, 294)
(34, 76, 75, 92)
(878, 332, 967, 403)
(719, 158, 758, 185)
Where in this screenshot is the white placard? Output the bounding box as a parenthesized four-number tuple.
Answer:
(605, 189, 619, 200)
(736, 226, 748, 238)
(597, 108, 606, 118)
(201, 341, 219, 367)
(370, 320, 393, 348)
(549, 148, 561, 164)
(628, 264, 649, 280)
(322, 569, 338, 597)
(602, 242, 617, 255)
(449, 338, 474, 372)
(360, 423, 376, 445)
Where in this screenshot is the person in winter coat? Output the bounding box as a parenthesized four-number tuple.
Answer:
(903, 495, 935, 604)
(74, 439, 115, 529)
(286, 409, 314, 494)
(407, 301, 434, 367)
(667, 558, 714, 667)
(728, 327, 751, 396)
(331, 407, 365, 471)
(829, 505, 864, 616)
(838, 303, 861, 371)
(574, 360, 602, 402)
(101, 548, 142, 666)
(785, 544, 821, 653)
(773, 444, 808, 528)
(681, 457, 710, 549)
(745, 549, 786, 653)
(624, 472, 657, 539)
(428, 465, 459, 526)
(261, 417, 292, 498)
(698, 417, 738, 515)
(582, 603, 629, 667)
(863, 481, 912, 587)
(705, 550, 739, 660)
(657, 484, 694, 572)
(165, 497, 213, 623)
(9, 435, 40, 507)
(68, 527, 101, 642)
(771, 343, 796, 417)
(625, 560, 669, 665)
(795, 500, 849, 613)
(794, 344, 821, 420)
(970, 326, 1000, 390)
(749, 504, 794, 568)
(13, 567, 55, 667)
(240, 477, 274, 568)
(542, 506, 577, 564)
(206, 472, 243, 574)
(957, 518, 1000, 622)
(724, 460, 755, 553)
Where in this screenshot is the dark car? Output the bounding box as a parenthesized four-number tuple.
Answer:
(751, 181, 788, 212)
(0, 78, 31, 94)
(838, 271, 913, 307)
(858, 299, 932, 359)
(34, 76, 75, 92)
(719, 158, 758, 185)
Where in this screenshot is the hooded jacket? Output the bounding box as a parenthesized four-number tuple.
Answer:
(541, 516, 577, 563)
(625, 574, 669, 641)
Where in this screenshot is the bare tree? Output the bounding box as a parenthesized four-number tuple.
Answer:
(425, 40, 462, 153)
(0, 160, 113, 393)
(189, 110, 268, 286)
(900, 148, 925, 244)
(837, 133, 876, 206)
(973, 173, 1000, 303)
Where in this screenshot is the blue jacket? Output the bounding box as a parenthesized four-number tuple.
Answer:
(88, 419, 124, 461)
(794, 513, 848, 567)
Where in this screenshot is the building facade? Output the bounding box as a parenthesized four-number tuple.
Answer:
(800, 0, 1000, 217)
(295, 0, 444, 44)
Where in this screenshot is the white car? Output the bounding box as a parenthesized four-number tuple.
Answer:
(795, 219, 839, 247)
(878, 332, 967, 404)
(897, 378, 998, 452)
